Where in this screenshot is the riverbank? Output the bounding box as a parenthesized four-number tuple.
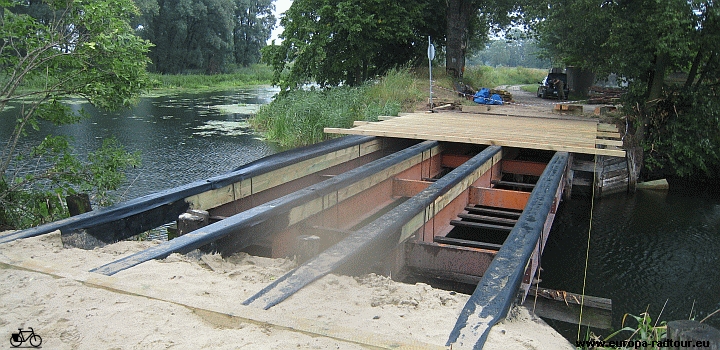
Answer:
(146, 64, 274, 93)
(0, 229, 573, 349)
(249, 67, 548, 147)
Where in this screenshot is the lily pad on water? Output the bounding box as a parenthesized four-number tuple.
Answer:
(193, 120, 252, 137)
(213, 104, 261, 115)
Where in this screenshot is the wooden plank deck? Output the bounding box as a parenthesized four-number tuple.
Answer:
(325, 112, 626, 157)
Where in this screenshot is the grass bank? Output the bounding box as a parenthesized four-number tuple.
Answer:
(250, 69, 424, 147)
(463, 66, 547, 88)
(251, 66, 548, 147)
(148, 64, 274, 92)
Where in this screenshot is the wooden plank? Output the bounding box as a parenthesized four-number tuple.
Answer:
(595, 139, 624, 147)
(252, 146, 357, 194)
(597, 123, 619, 132)
(186, 184, 235, 210)
(522, 292, 612, 329)
(330, 113, 600, 137)
(597, 131, 621, 139)
(326, 127, 626, 157)
(359, 138, 383, 157)
(324, 112, 625, 158)
(191, 138, 385, 210)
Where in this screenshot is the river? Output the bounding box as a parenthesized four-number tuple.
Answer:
(2, 88, 718, 335)
(542, 189, 720, 334)
(0, 87, 282, 201)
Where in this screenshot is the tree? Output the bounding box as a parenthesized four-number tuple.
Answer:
(135, 0, 275, 73)
(1, 0, 150, 228)
(263, 0, 445, 90)
(136, 0, 235, 74)
(445, 0, 519, 78)
(233, 0, 275, 67)
(468, 35, 550, 68)
(527, 0, 720, 180)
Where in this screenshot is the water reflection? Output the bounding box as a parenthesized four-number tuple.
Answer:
(0, 87, 281, 200)
(542, 190, 720, 334)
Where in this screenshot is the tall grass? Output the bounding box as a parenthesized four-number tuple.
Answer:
(150, 64, 274, 90)
(251, 66, 547, 147)
(463, 66, 547, 89)
(251, 69, 422, 147)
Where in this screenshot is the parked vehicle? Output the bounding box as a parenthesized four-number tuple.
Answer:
(537, 73, 569, 100)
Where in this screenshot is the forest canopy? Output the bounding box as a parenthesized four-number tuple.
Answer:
(133, 0, 275, 74)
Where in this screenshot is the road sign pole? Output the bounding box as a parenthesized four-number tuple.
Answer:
(428, 36, 435, 110)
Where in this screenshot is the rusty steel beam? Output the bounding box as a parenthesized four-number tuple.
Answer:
(242, 146, 503, 310)
(500, 159, 547, 176)
(89, 141, 440, 276)
(0, 135, 378, 245)
(469, 187, 531, 211)
(446, 151, 569, 350)
(406, 240, 496, 280)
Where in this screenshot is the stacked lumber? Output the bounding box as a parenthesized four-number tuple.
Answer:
(553, 104, 583, 114)
(587, 86, 624, 104)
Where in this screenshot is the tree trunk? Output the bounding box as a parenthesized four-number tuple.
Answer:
(684, 47, 704, 90)
(647, 52, 668, 101)
(446, 0, 472, 79)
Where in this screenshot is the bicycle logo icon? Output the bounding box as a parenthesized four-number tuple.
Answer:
(9, 327, 42, 348)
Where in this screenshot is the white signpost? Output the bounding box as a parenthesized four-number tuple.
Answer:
(428, 36, 435, 110)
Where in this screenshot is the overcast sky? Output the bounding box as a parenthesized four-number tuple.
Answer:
(269, 0, 293, 43)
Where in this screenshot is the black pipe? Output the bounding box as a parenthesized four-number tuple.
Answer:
(446, 151, 568, 349)
(89, 140, 440, 276)
(243, 146, 503, 310)
(0, 135, 376, 245)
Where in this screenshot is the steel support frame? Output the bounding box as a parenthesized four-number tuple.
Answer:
(446, 152, 569, 350)
(90, 141, 441, 275)
(0, 135, 378, 245)
(242, 146, 503, 310)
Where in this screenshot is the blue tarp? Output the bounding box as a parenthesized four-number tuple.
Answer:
(473, 88, 504, 105)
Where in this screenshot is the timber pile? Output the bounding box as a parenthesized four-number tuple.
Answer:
(587, 86, 624, 104)
(429, 98, 462, 110)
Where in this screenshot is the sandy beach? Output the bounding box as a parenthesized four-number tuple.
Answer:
(0, 230, 573, 349)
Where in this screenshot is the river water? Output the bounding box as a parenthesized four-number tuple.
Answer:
(542, 189, 720, 334)
(2, 88, 719, 334)
(0, 87, 281, 201)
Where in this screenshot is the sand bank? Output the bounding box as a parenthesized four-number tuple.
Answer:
(0, 230, 573, 349)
